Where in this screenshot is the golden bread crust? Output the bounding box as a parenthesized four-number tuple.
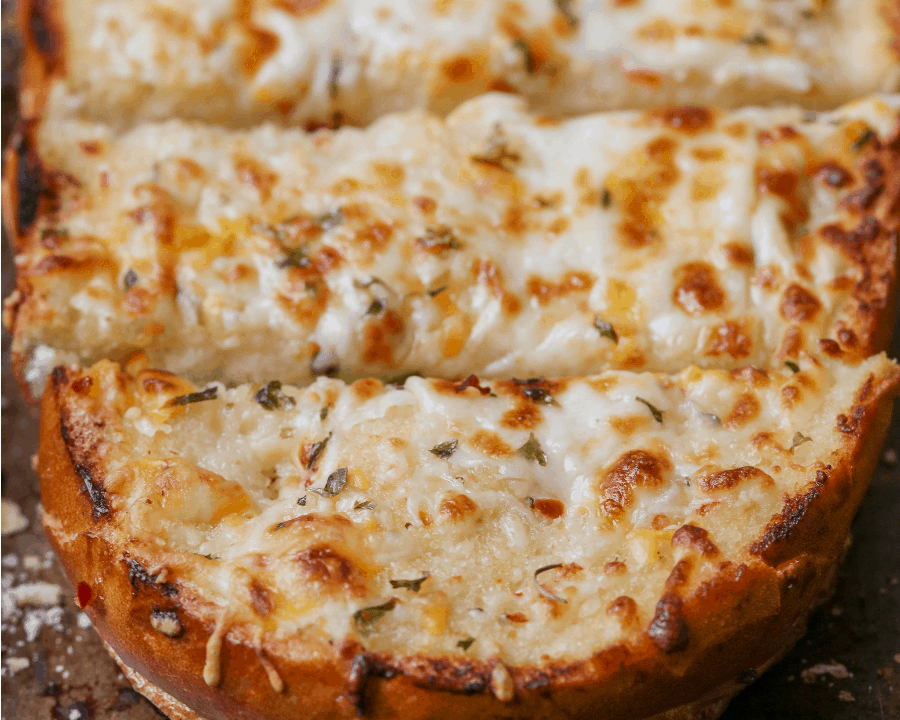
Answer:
(38, 361, 899, 720)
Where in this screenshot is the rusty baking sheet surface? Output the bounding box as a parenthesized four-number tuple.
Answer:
(1, 2, 898, 718)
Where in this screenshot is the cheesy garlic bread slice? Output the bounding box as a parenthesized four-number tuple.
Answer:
(17, 0, 900, 130)
(40, 353, 899, 719)
(6, 94, 899, 397)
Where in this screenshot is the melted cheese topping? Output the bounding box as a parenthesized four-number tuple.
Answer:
(13, 94, 900, 394)
(57, 353, 897, 665)
(48, 0, 900, 129)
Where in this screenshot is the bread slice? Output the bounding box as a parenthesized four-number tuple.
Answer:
(39, 353, 898, 720)
(5, 95, 900, 398)
(16, 0, 900, 130)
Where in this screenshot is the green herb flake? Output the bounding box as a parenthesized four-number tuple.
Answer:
(636, 397, 663, 424)
(306, 432, 333, 469)
(594, 317, 619, 343)
(354, 500, 375, 510)
(317, 208, 344, 231)
(534, 564, 567, 603)
(169, 386, 218, 407)
(366, 298, 386, 315)
(328, 58, 341, 99)
(201, 553, 220, 561)
(701, 412, 722, 425)
(471, 123, 521, 172)
(385, 370, 423, 386)
(389, 572, 430, 592)
(353, 598, 397, 632)
(790, 432, 812, 451)
(524, 496, 535, 509)
(554, 0, 578, 28)
(518, 433, 548, 467)
(740, 32, 768, 45)
(457, 637, 476, 651)
(416, 225, 461, 254)
(784, 360, 801, 374)
(514, 38, 537, 73)
(123, 268, 139, 290)
(851, 128, 875, 153)
(297, 496, 307, 506)
(320, 404, 331, 421)
(254, 380, 296, 411)
(315, 467, 348, 498)
(276, 247, 311, 269)
(601, 188, 612, 208)
(430, 440, 458, 460)
(428, 285, 448, 297)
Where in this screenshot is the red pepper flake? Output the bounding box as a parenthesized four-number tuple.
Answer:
(455, 374, 491, 395)
(76, 582, 92, 609)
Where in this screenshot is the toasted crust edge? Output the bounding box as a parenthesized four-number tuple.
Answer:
(38, 362, 900, 720)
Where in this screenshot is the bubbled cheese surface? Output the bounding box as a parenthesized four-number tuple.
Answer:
(59, 354, 895, 665)
(46, 0, 900, 129)
(11, 94, 900, 394)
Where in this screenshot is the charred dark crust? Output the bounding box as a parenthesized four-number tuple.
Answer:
(10, 124, 46, 237)
(26, 0, 65, 76)
(748, 468, 829, 563)
(647, 593, 690, 653)
(343, 653, 371, 716)
(125, 558, 178, 598)
(365, 654, 490, 695)
(52, 366, 110, 518)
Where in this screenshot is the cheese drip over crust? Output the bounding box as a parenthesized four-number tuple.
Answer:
(7, 94, 899, 395)
(48, 353, 899, 666)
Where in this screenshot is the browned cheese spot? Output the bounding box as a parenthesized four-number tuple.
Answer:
(755, 165, 809, 234)
(609, 415, 650, 436)
(439, 493, 479, 522)
(600, 450, 671, 511)
(372, 162, 406, 188)
(664, 558, 693, 589)
(757, 126, 800, 146)
(500, 398, 543, 431)
(504, 612, 529, 623)
(361, 310, 405, 365)
(818, 338, 843, 357)
(472, 259, 522, 315)
(295, 545, 367, 596)
(234, 155, 278, 202)
(350, 377, 383, 402)
(526, 272, 594, 305)
(671, 524, 719, 556)
(71, 376, 94, 394)
(273, 0, 330, 16)
(606, 596, 638, 624)
(697, 466, 771, 492)
(470, 429, 514, 458)
(724, 393, 760, 429)
(606, 136, 680, 248)
(777, 325, 803, 359)
(239, 26, 280, 76)
(729, 366, 769, 386)
(673, 262, 726, 315)
(722, 242, 754, 266)
(604, 560, 627, 575)
(647, 107, 714, 135)
(779, 284, 821, 322)
(705, 320, 752, 359)
(249, 579, 274, 617)
(532, 498, 565, 520)
(648, 593, 689, 653)
(413, 196, 437, 214)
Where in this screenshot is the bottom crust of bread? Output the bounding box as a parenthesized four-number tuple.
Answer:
(105, 642, 741, 720)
